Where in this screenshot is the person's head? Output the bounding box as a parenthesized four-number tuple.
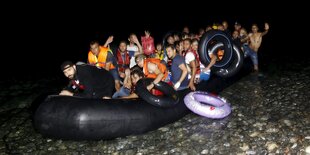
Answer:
(182, 33, 189, 40)
(60, 61, 76, 80)
(222, 21, 228, 30)
(217, 24, 224, 31)
(128, 33, 137, 43)
(173, 34, 180, 42)
(135, 54, 147, 68)
(189, 33, 195, 40)
(183, 26, 189, 34)
(191, 39, 199, 51)
(175, 40, 183, 53)
(166, 44, 176, 59)
(167, 35, 175, 45)
(240, 28, 248, 36)
(119, 41, 127, 52)
(183, 38, 192, 50)
(232, 30, 239, 39)
(130, 68, 144, 85)
(234, 22, 242, 31)
(156, 43, 163, 51)
(251, 24, 259, 33)
(90, 40, 100, 56)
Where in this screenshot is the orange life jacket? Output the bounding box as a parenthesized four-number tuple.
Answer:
(116, 49, 130, 73)
(143, 58, 168, 80)
(88, 46, 115, 69)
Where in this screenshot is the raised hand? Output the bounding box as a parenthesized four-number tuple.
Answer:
(264, 23, 269, 31)
(107, 36, 114, 44)
(145, 30, 150, 38)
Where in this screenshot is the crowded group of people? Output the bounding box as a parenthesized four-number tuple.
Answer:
(59, 21, 270, 99)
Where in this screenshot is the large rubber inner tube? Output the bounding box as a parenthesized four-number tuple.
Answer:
(198, 30, 233, 68)
(209, 43, 244, 78)
(184, 91, 231, 119)
(135, 78, 179, 108)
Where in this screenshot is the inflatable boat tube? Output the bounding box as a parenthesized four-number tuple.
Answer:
(34, 89, 190, 140)
(198, 30, 233, 68)
(135, 78, 179, 108)
(209, 43, 244, 78)
(184, 91, 231, 119)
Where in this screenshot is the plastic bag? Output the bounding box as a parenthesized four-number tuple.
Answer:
(141, 36, 155, 56)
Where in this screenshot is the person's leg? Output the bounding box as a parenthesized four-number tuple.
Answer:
(112, 86, 130, 98)
(242, 44, 250, 58)
(249, 50, 259, 71)
(109, 69, 121, 91)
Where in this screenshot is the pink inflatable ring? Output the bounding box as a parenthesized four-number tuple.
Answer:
(184, 91, 231, 119)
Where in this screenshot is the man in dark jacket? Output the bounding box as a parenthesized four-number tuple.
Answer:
(59, 61, 115, 99)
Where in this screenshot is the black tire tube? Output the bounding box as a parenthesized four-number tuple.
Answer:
(210, 43, 244, 78)
(198, 30, 233, 68)
(135, 78, 179, 108)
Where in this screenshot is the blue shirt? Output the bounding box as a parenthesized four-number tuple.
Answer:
(170, 54, 189, 88)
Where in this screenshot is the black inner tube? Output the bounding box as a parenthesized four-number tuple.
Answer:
(135, 78, 179, 108)
(209, 43, 244, 78)
(198, 30, 233, 69)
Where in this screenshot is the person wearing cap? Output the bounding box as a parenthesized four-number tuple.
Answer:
(59, 61, 115, 99)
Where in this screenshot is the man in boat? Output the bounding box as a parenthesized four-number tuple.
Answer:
(59, 61, 115, 99)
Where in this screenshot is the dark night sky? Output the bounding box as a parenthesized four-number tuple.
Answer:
(2, 4, 294, 79)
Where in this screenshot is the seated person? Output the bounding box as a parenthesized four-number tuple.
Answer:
(59, 61, 115, 99)
(87, 38, 121, 92)
(112, 68, 131, 99)
(116, 41, 130, 79)
(135, 54, 169, 92)
(121, 68, 145, 99)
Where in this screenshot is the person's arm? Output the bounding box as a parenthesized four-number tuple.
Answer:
(104, 52, 114, 71)
(240, 35, 249, 43)
(174, 63, 188, 90)
(261, 23, 269, 37)
(131, 35, 143, 56)
(146, 62, 164, 90)
(188, 60, 196, 91)
(103, 36, 114, 47)
(204, 53, 217, 71)
(123, 69, 132, 89)
(184, 52, 196, 91)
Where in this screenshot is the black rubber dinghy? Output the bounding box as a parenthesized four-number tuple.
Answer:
(33, 31, 252, 140)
